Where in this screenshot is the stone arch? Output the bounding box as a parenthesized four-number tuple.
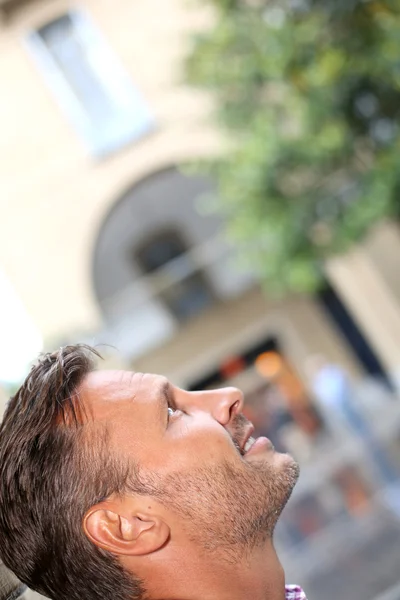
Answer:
(92, 164, 255, 358)
(92, 164, 221, 321)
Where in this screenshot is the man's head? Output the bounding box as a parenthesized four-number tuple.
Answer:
(0, 345, 299, 600)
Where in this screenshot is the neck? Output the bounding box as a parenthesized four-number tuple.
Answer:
(130, 540, 286, 600)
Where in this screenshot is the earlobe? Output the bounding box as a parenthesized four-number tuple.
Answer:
(83, 503, 170, 557)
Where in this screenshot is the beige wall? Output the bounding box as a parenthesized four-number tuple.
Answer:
(365, 221, 400, 306)
(133, 287, 362, 387)
(1, 0, 399, 388)
(0, 0, 220, 343)
(0, 385, 8, 420)
(326, 222, 400, 383)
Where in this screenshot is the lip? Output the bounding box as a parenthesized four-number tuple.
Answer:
(239, 424, 255, 455)
(244, 436, 273, 457)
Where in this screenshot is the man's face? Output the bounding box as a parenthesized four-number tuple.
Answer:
(81, 371, 299, 556)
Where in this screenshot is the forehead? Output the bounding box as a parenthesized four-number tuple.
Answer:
(78, 370, 167, 418)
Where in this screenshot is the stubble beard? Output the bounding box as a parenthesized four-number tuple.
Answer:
(134, 414, 299, 562)
(153, 451, 299, 561)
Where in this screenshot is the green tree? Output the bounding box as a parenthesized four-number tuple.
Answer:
(185, 0, 400, 294)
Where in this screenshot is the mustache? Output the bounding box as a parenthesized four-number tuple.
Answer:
(230, 413, 251, 452)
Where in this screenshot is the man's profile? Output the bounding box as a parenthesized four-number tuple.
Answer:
(0, 345, 304, 600)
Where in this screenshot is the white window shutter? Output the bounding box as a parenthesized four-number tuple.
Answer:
(26, 10, 154, 157)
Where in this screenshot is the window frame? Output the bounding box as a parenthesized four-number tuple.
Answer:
(25, 9, 154, 157)
(134, 228, 216, 322)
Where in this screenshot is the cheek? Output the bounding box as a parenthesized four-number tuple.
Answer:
(143, 427, 236, 475)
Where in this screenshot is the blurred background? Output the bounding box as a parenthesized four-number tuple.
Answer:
(0, 0, 400, 598)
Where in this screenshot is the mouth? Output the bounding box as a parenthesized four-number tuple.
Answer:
(243, 436, 257, 454)
(238, 425, 256, 456)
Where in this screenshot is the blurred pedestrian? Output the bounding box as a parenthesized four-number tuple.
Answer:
(306, 355, 398, 486)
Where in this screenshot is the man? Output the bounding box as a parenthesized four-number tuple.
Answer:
(0, 345, 304, 600)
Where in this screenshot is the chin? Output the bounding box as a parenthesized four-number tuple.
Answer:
(277, 450, 300, 479)
(249, 444, 298, 470)
(281, 454, 300, 498)
(277, 449, 298, 466)
(271, 451, 300, 503)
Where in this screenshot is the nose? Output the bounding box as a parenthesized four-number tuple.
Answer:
(185, 386, 244, 426)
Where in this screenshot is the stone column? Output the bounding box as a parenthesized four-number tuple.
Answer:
(326, 246, 400, 391)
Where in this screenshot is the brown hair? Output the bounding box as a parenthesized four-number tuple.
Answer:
(0, 344, 145, 600)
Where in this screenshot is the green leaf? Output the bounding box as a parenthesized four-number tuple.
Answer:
(185, 0, 400, 295)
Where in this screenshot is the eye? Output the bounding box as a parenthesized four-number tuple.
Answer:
(167, 406, 175, 420)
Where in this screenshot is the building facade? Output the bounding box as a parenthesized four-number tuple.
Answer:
(1, 1, 400, 598)
(2, 0, 400, 390)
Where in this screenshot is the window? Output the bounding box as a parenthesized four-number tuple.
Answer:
(135, 230, 214, 321)
(27, 11, 153, 157)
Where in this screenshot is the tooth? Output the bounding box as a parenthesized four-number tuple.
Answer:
(244, 436, 255, 453)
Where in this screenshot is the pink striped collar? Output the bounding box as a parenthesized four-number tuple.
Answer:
(285, 584, 307, 600)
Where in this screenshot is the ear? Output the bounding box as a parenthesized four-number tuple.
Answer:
(83, 500, 170, 556)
